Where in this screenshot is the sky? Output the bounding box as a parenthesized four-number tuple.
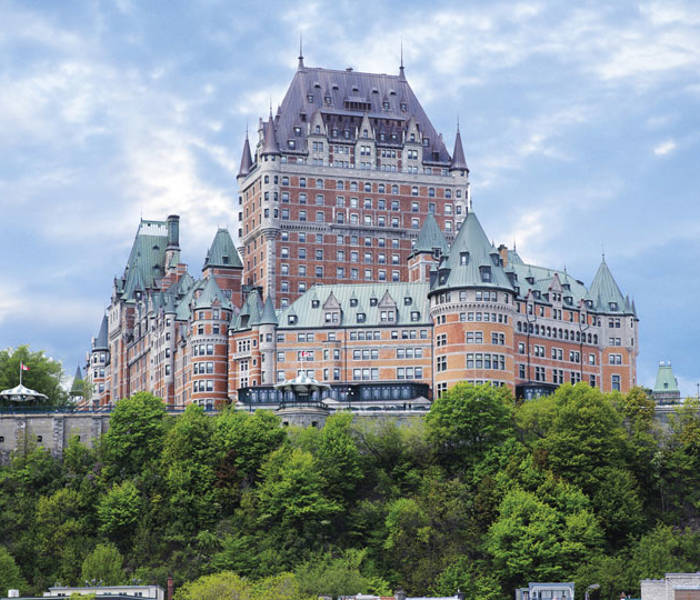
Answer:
(0, 0, 699, 395)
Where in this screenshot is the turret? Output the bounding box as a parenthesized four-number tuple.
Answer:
(408, 213, 448, 282)
(203, 228, 243, 305)
(238, 132, 253, 179)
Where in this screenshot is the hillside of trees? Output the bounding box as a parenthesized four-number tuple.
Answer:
(1, 383, 699, 600)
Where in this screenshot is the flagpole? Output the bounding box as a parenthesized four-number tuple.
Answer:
(19, 362, 23, 386)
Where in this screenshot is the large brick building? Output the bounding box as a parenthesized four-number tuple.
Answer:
(84, 58, 638, 411)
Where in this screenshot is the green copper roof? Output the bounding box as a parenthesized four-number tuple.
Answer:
(588, 257, 630, 313)
(410, 212, 448, 258)
(654, 362, 679, 393)
(93, 315, 108, 350)
(278, 282, 430, 329)
(256, 295, 278, 326)
(70, 365, 83, 395)
(121, 220, 169, 299)
(194, 277, 233, 310)
(203, 228, 243, 270)
(231, 290, 263, 331)
(431, 211, 513, 293)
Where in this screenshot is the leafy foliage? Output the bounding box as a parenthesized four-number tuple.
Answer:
(1, 385, 698, 598)
(0, 345, 68, 406)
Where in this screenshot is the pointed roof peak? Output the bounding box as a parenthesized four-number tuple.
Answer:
(432, 211, 513, 292)
(258, 295, 278, 325)
(93, 314, 108, 351)
(261, 113, 280, 155)
(410, 212, 448, 258)
(450, 124, 468, 172)
(238, 131, 253, 178)
(589, 257, 628, 313)
(203, 228, 242, 270)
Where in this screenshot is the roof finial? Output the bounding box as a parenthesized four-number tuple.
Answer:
(513, 239, 517, 252)
(298, 33, 304, 69)
(457, 114, 460, 133)
(601, 242, 605, 262)
(399, 40, 405, 79)
(269, 98, 273, 119)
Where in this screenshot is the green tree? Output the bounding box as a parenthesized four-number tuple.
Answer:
(657, 400, 700, 521)
(214, 409, 286, 484)
(162, 404, 218, 536)
(0, 345, 68, 406)
(33, 488, 91, 586)
(314, 412, 363, 503)
(100, 392, 167, 480)
(486, 484, 603, 590)
(0, 546, 27, 594)
(432, 556, 502, 600)
(174, 571, 305, 600)
(295, 549, 382, 598)
(81, 543, 125, 585)
(426, 383, 515, 472)
(257, 447, 342, 552)
(97, 480, 141, 548)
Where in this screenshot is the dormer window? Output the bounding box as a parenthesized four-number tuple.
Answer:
(222, 256, 229, 264)
(307, 94, 314, 102)
(609, 302, 618, 311)
(460, 252, 469, 265)
(294, 126, 301, 135)
(479, 266, 492, 282)
(492, 254, 500, 267)
(350, 298, 358, 307)
(315, 125, 321, 133)
(288, 315, 297, 325)
(370, 297, 378, 306)
(363, 129, 368, 137)
(401, 103, 407, 111)
(311, 299, 319, 308)
(404, 297, 412, 305)
(383, 101, 390, 110)
(357, 312, 366, 323)
(423, 137, 430, 146)
(324, 95, 331, 104)
(410, 311, 420, 322)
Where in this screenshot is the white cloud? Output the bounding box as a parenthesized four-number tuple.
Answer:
(653, 139, 677, 155)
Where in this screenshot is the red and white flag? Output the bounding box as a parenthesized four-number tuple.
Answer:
(20, 362, 29, 371)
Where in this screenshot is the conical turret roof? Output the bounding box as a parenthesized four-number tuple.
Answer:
(261, 114, 280, 155)
(431, 211, 513, 293)
(93, 315, 108, 351)
(203, 228, 242, 270)
(70, 365, 83, 395)
(194, 276, 233, 310)
(588, 256, 628, 313)
(256, 295, 278, 326)
(410, 213, 448, 258)
(238, 133, 253, 177)
(654, 362, 679, 393)
(450, 125, 468, 171)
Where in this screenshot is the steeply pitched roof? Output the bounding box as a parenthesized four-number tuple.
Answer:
(231, 290, 263, 331)
(121, 219, 169, 299)
(93, 315, 108, 351)
(257, 295, 278, 325)
(203, 228, 242, 270)
(269, 65, 451, 163)
(194, 276, 233, 310)
(278, 282, 430, 328)
(70, 365, 83, 395)
(450, 125, 468, 171)
(238, 133, 253, 177)
(410, 213, 448, 257)
(588, 257, 630, 313)
(431, 211, 513, 293)
(654, 362, 679, 393)
(261, 114, 280, 155)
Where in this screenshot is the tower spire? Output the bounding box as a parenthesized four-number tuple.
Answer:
(298, 33, 304, 69)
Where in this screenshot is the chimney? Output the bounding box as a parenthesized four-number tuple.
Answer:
(167, 215, 180, 249)
(498, 244, 509, 268)
(167, 575, 174, 600)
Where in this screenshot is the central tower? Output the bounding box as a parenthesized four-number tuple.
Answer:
(236, 56, 470, 308)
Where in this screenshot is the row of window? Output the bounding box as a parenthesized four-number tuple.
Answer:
(517, 321, 599, 344)
(517, 364, 622, 390)
(192, 344, 214, 356)
(435, 290, 509, 304)
(281, 177, 463, 198)
(193, 362, 215, 374)
(192, 380, 214, 392)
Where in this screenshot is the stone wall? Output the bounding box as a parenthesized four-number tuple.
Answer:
(0, 412, 111, 463)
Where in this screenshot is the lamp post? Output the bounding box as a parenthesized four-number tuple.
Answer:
(585, 583, 600, 600)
